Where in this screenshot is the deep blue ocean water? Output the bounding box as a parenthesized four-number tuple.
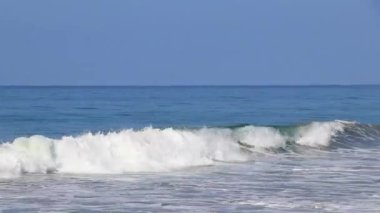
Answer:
(1, 86, 379, 140)
(0, 86, 379, 212)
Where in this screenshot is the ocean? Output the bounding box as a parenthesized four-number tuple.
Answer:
(0, 86, 379, 212)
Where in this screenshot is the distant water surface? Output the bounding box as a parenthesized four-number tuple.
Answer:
(0, 86, 379, 212)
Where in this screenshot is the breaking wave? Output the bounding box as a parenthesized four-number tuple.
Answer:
(0, 120, 378, 178)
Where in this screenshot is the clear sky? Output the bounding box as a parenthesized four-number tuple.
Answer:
(0, 0, 379, 85)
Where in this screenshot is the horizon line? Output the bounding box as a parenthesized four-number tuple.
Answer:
(0, 84, 380, 87)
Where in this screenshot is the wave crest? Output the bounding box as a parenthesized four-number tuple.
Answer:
(0, 120, 358, 177)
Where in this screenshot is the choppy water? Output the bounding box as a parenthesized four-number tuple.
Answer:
(0, 86, 379, 212)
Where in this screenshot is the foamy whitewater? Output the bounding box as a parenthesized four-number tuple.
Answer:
(0, 86, 379, 212)
(0, 121, 349, 178)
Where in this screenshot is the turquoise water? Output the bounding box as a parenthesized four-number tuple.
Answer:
(0, 86, 379, 212)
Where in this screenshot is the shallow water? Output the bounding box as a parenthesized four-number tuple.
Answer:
(1, 149, 379, 212)
(0, 86, 379, 212)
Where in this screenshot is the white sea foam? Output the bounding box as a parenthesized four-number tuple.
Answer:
(233, 126, 287, 149)
(0, 121, 351, 177)
(294, 121, 351, 147)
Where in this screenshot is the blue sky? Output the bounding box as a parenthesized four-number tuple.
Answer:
(0, 0, 379, 85)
